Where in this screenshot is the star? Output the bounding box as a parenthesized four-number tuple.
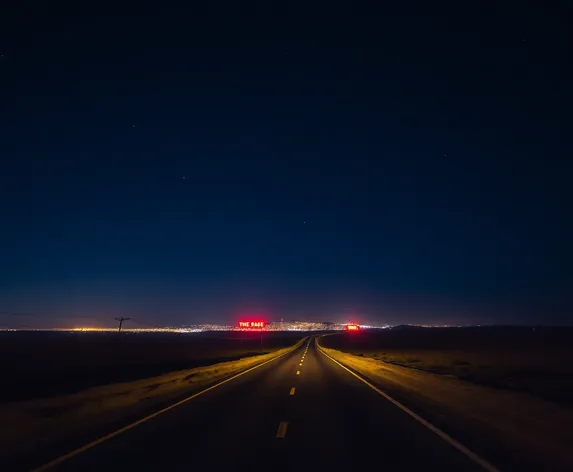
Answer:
(183, 176, 186, 180)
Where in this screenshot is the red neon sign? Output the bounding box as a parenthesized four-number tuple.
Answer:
(345, 323, 360, 331)
(238, 320, 265, 329)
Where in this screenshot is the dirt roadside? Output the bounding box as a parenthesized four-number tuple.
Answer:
(318, 340, 573, 471)
(0, 339, 303, 464)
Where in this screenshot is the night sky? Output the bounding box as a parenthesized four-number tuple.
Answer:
(1, 3, 572, 328)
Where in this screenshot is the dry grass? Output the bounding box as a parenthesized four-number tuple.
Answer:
(0, 339, 303, 455)
(318, 339, 573, 470)
(321, 327, 573, 405)
(358, 348, 573, 402)
(0, 331, 301, 402)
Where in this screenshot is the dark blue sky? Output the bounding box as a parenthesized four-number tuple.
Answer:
(1, 2, 572, 327)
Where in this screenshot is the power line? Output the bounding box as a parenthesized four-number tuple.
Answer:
(0, 311, 37, 316)
(129, 318, 167, 330)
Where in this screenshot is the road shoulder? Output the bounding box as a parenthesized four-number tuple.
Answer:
(317, 339, 573, 471)
(0, 339, 305, 468)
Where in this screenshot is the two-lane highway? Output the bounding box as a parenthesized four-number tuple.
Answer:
(22, 337, 493, 472)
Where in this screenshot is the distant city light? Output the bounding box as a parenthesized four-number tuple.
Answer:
(0, 320, 394, 333)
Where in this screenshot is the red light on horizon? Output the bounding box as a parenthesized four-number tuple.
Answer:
(345, 323, 360, 331)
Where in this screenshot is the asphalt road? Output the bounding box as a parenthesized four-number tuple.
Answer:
(21, 337, 490, 472)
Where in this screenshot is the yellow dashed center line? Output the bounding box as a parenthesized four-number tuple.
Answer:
(276, 422, 289, 438)
(289, 387, 296, 396)
(31, 339, 305, 472)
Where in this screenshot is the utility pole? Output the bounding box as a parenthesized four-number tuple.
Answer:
(114, 317, 130, 332)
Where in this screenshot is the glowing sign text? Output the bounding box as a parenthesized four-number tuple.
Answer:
(238, 321, 265, 329)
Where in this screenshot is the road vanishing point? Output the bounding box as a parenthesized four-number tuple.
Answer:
(18, 337, 497, 472)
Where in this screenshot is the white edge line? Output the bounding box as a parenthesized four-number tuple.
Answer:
(317, 343, 499, 472)
(31, 338, 307, 472)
